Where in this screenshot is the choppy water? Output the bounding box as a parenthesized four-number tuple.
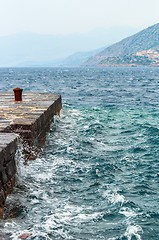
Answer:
(0, 67, 159, 239)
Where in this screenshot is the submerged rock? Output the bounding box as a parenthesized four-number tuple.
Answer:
(18, 233, 32, 239)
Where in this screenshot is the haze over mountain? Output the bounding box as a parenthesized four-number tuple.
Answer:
(59, 47, 106, 67)
(85, 23, 159, 67)
(0, 26, 139, 67)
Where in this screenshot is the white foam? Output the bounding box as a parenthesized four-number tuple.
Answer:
(108, 238, 118, 240)
(102, 190, 125, 205)
(119, 207, 138, 218)
(124, 225, 143, 240)
(4, 221, 19, 229)
(67, 109, 82, 117)
(43, 203, 83, 228)
(108, 224, 143, 240)
(75, 212, 101, 221)
(43, 202, 101, 231)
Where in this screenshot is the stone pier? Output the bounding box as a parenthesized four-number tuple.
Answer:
(0, 92, 62, 214)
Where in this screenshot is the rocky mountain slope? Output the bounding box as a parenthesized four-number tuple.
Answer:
(84, 23, 159, 67)
(99, 47, 159, 66)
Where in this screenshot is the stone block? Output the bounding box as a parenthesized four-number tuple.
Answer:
(0, 189, 5, 207)
(1, 168, 8, 185)
(0, 149, 4, 171)
(6, 159, 16, 179)
(3, 176, 16, 196)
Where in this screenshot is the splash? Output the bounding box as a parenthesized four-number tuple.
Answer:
(123, 225, 143, 240)
(102, 189, 125, 205)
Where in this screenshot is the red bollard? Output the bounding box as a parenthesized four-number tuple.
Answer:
(13, 88, 23, 101)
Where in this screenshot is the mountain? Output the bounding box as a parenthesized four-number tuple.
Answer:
(84, 23, 159, 67)
(59, 47, 106, 67)
(99, 48, 159, 67)
(0, 26, 139, 67)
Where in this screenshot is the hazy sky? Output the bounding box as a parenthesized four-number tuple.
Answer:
(0, 0, 159, 36)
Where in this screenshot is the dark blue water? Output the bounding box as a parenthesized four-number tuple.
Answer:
(0, 67, 159, 239)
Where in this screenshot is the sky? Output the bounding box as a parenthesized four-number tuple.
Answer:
(0, 0, 159, 36)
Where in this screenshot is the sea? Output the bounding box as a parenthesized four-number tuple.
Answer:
(0, 67, 159, 240)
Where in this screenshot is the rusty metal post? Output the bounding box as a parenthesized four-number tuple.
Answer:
(13, 88, 23, 101)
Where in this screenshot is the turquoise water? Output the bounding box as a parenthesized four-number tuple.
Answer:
(0, 67, 159, 239)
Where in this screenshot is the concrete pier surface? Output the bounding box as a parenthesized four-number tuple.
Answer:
(0, 92, 62, 214)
